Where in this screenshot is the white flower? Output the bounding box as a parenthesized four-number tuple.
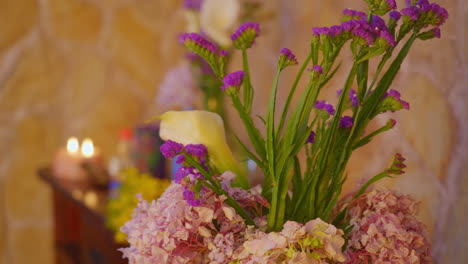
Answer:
(200, 0, 240, 47)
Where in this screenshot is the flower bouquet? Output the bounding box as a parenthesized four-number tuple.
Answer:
(121, 0, 448, 263)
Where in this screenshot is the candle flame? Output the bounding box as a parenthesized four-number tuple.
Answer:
(81, 138, 94, 158)
(67, 137, 80, 154)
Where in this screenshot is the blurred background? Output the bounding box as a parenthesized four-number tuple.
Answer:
(0, 0, 466, 263)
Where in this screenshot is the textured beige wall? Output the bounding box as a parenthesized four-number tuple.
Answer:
(0, 0, 466, 263)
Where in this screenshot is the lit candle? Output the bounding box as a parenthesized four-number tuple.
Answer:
(81, 138, 95, 158)
(80, 138, 108, 186)
(52, 137, 87, 182)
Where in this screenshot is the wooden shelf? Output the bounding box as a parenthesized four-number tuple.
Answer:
(39, 167, 127, 264)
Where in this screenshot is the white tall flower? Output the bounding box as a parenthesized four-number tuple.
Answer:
(200, 0, 240, 47)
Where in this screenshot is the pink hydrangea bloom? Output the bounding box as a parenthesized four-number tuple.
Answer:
(233, 218, 346, 263)
(120, 172, 267, 264)
(344, 189, 431, 264)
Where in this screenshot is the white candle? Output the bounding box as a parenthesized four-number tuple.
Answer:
(52, 137, 87, 182)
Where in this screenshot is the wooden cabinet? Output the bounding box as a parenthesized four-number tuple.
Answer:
(39, 168, 127, 264)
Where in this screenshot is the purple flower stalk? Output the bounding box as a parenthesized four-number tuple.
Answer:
(378, 30, 396, 46)
(279, 48, 298, 67)
(221, 71, 245, 91)
(231, 22, 260, 49)
(312, 65, 323, 74)
(185, 144, 208, 158)
(184, 0, 202, 10)
(343, 9, 366, 20)
(337, 89, 359, 107)
(175, 167, 193, 183)
(401, 6, 420, 20)
(385, 0, 397, 10)
(383, 89, 410, 110)
(388, 153, 406, 175)
(160, 140, 184, 158)
(180, 33, 218, 54)
(352, 28, 375, 45)
(315, 100, 335, 115)
(307, 131, 316, 144)
(312, 27, 331, 36)
(183, 187, 201, 206)
(389, 10, 402, 21)
(339, 116, 354, 128)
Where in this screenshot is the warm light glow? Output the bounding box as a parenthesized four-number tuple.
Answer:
(81, 138, 94, 158)
(66, 137, 80, 154)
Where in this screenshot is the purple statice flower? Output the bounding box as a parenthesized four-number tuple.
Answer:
(184, 0, 202, 10)
(432, 27, 441, 38)
(231, 22, 260, 49)
(384, 89, 410, 110)
(343, 9, 366, 20)
(174, 166, 192, 183)
(349, 89, 359, 107)
(307, 131, 316, 144)
(401, 6, 420, 20)
(279, 48, 298, 67)
(183, 186, 201, 206)
(315, 100, 335, 115)
(185, 144, 208, 158)
(389, 10, 402, 21)
(176, 155, 186, 164)
(378, 30, 396, 46)
(312, 26, 331, 36)
(311, 65, 323, 74)
(385, 0, 397, 10)
(371, 15, 388, 32)
(180, 32, 218, 54)
(337, 89, 359, 107)
(160, 140, 184, 158)
(221, 71, 245, 91)
(427, 3, 449, 26)
(341, 20, 359, 32)
(329, 25, 343, 37)
(352, 28, 375, 45)
(339, 116, 354, 128)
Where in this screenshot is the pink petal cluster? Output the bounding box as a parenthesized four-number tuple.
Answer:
(120, 172, 267, 264)
(233, 218, 346, 263)
(344, 189, 431, 264)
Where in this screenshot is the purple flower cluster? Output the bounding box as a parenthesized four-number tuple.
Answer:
(221, 71, 245, 91)
(279, 48, 298, 68)
(342, 8, 366, 20)
(160, 140, 210, 206)
(180, 33, 217, 53)
(160, 140, 184, 158)
(311, 65, 323, 74)
(315, 100, 335, 115)
(337, 89, 359, 108)
(183, 0, 203, 10)
(402, 0, 448, 27)
(389, 10, 402, 21)
(384, 89, 410, 110)
(231, 22, 260, 50)
(313, 13, 396, 47)
(339, 116, 354, 128)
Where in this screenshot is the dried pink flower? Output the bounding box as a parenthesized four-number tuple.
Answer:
(344, 189, 432, 264)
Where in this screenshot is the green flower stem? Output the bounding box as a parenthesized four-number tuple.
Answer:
(242, 49, 254, 114)
(277, 53, 313, 136)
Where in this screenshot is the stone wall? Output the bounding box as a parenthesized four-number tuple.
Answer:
(0, 0, 466, 263)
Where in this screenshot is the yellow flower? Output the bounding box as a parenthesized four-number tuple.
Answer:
(159, 110, 249, 188)
(200, 0, 240, 47)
